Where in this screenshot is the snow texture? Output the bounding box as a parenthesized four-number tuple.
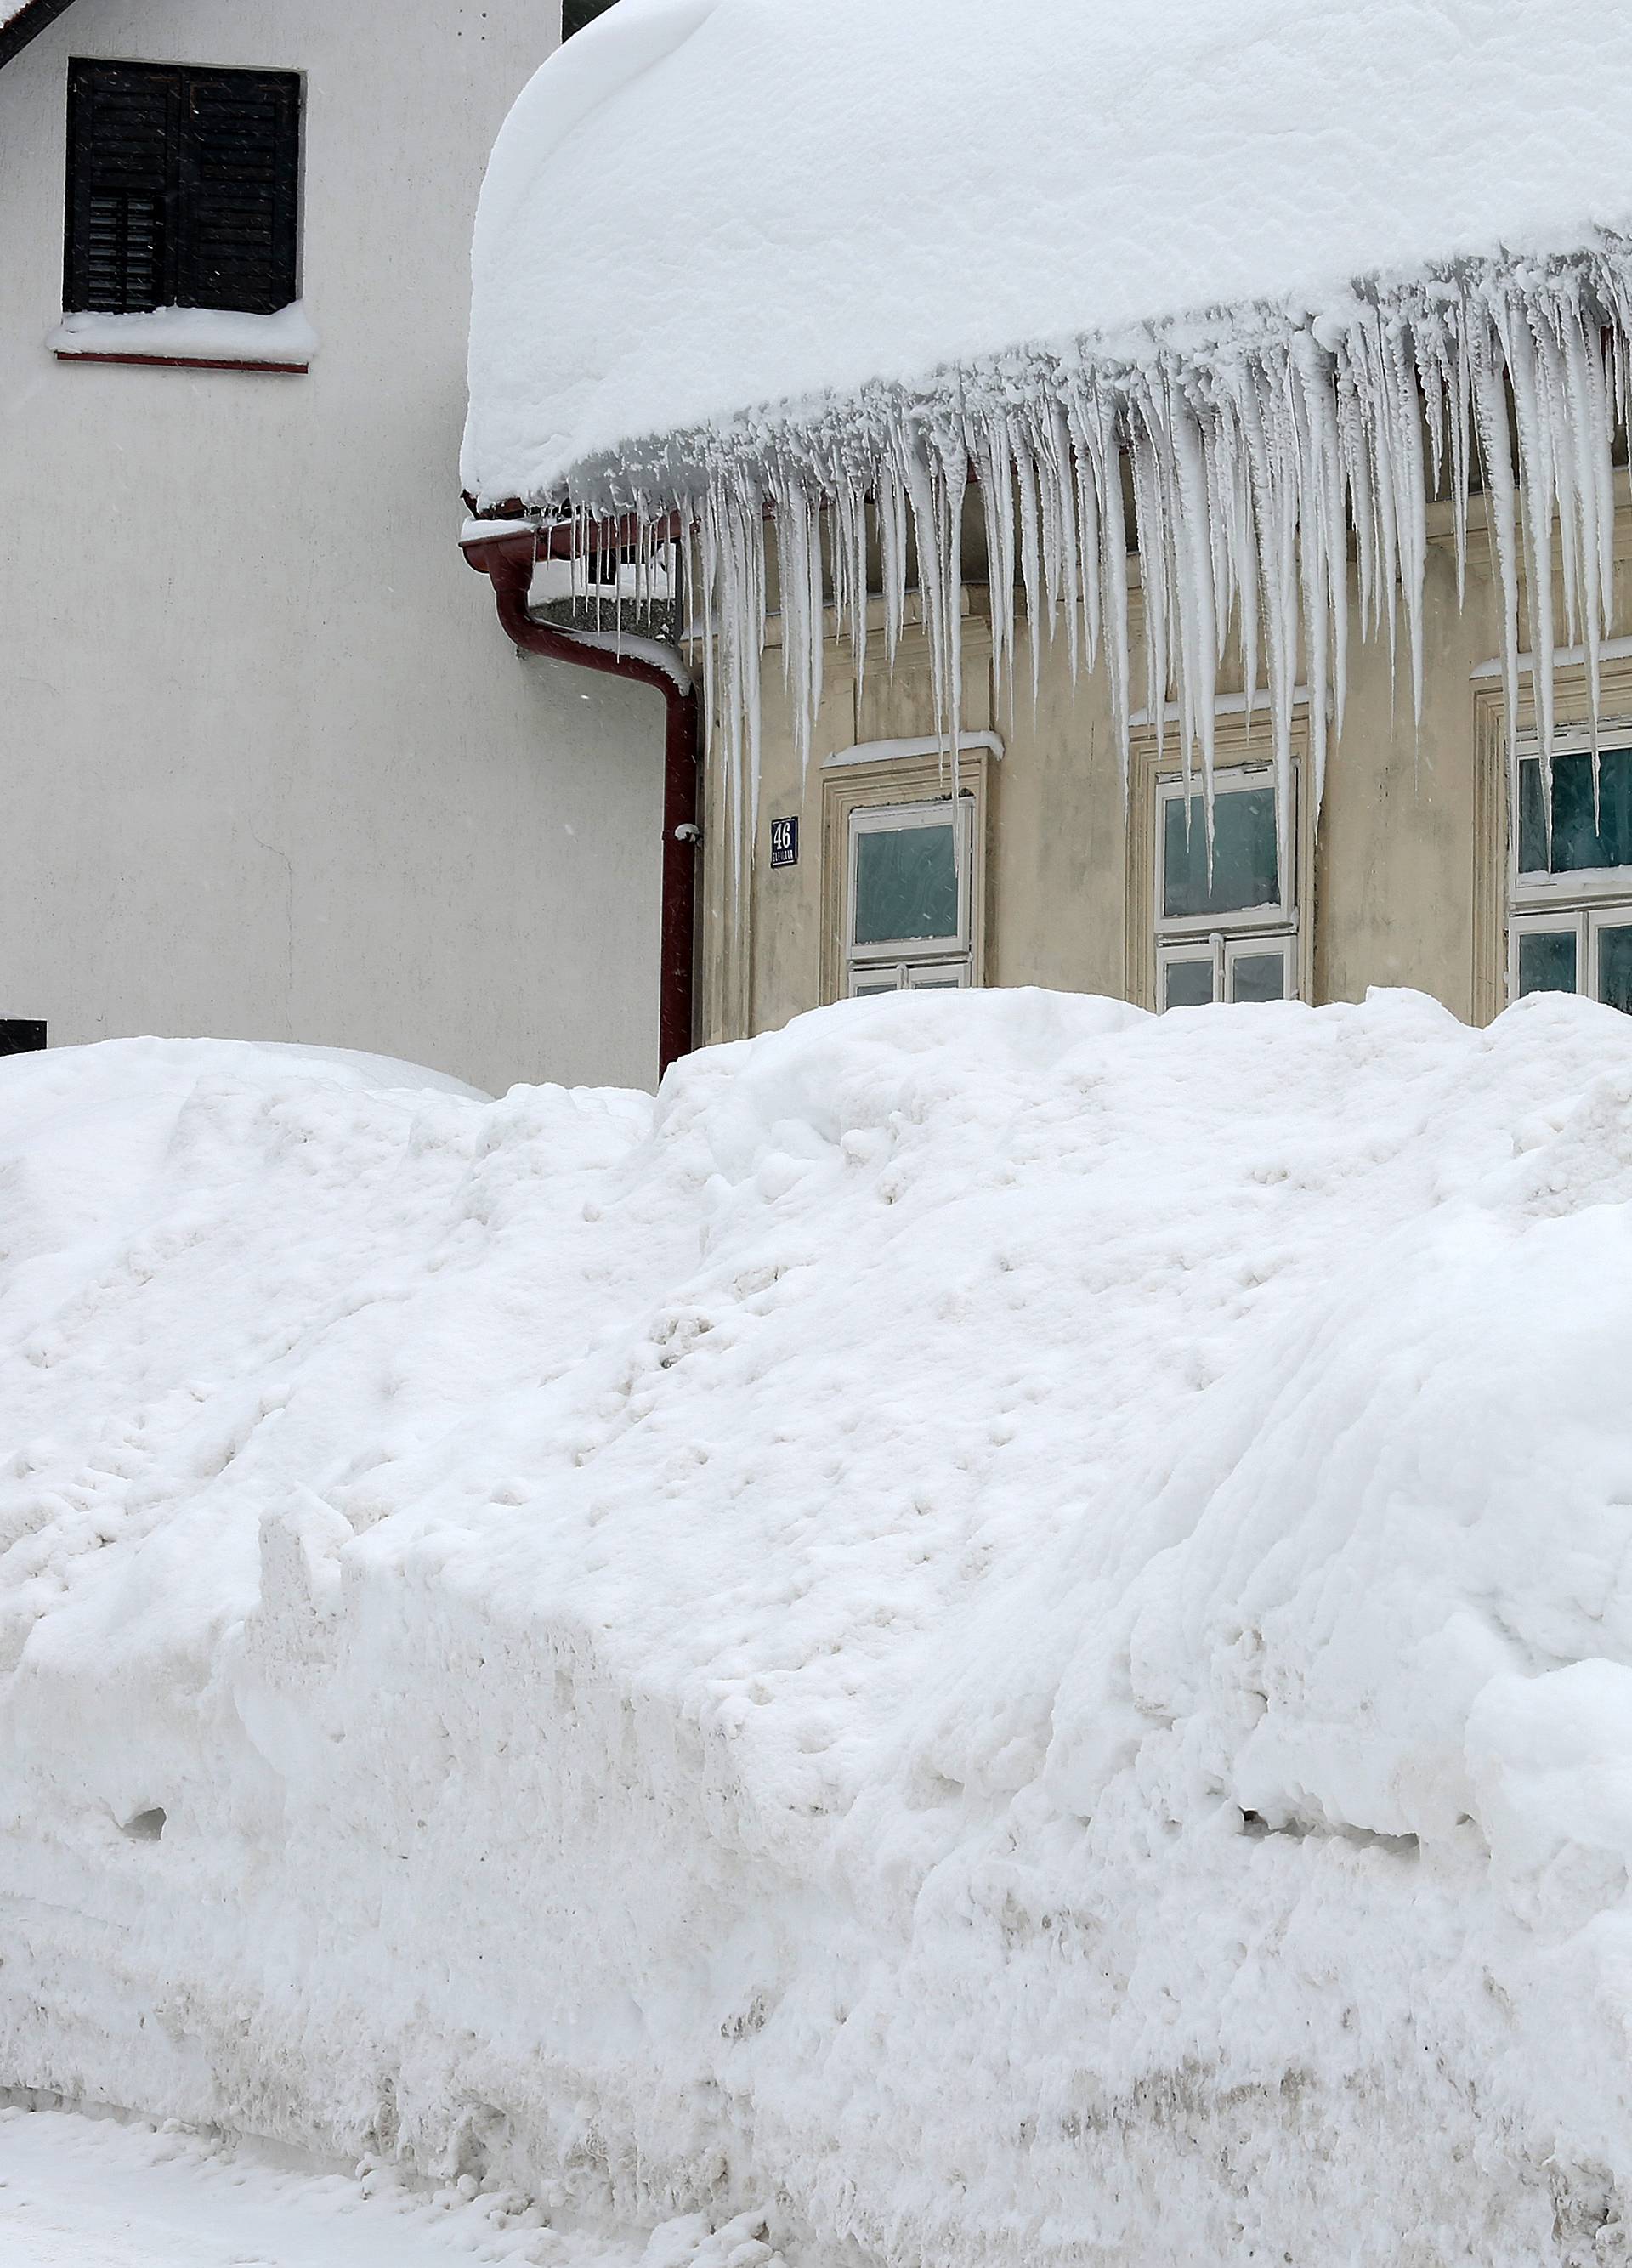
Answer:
(48, 306, 319, 366)
(8, 1001, 1632, 2262)
(463, 0, 1632, 896)
(0, 2101, 775, 2268)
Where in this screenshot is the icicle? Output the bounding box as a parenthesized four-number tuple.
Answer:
(537, 241, 1631, 950)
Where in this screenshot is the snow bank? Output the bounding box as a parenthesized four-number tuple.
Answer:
(7, 1000, 1632, 2262)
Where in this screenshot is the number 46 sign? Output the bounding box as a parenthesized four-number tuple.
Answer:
(769, 816, 799, 870)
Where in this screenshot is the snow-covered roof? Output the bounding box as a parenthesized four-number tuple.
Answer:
(464, 0, 1632, 885)
(463, 0, 1632, 509)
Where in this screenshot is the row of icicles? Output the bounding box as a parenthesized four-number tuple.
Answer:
(540, 248, 1632, 895)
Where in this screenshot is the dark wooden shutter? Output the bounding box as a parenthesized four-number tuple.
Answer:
(177, 71, 300, 315)
(563, 1, 621, 37)
(65, 60, 300, 318)
(65, 61, 180, 312)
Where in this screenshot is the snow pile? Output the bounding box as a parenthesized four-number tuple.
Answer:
(463, 0, 1632, 886)
(7, 1000, 1632, 2262)
(0, 2101, 774, 2268)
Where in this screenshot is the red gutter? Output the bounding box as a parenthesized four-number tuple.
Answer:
(462, 525, 699, 1079)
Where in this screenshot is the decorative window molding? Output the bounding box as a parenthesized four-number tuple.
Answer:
(822, 731, 1004, 771)
(820, 748, 992, 1003)
(1505, 727, 1632, 1014)
(1125, 714, 1315, 1011)
(1474, 655, 1632, 1022)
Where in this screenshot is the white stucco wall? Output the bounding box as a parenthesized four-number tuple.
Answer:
(0, 0, 665, 1096)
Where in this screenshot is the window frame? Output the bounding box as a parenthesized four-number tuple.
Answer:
(1153, 763, 1295, 942)
(1156, 929, 1299, 1011)
(820, 747, 992, 1005)
(1130, 731, 1308, 1012)
(846, 796, 973, 972)
(1505, 721, 1632, 1010)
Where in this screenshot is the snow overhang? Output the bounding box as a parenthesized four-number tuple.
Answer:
(463, 0, 1632, 514)
(462, 0, 1632, 899)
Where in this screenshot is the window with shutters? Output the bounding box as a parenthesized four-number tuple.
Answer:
(65, 60, 300, 318)
(562, 1, 621, 37)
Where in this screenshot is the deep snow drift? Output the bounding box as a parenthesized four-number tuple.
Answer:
(6, 1001, 1632, 2263)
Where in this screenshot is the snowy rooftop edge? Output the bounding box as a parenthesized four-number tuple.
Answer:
(463, 0, 1632, 513)
(477, 234, 1632, 515)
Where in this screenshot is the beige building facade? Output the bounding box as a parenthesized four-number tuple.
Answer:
(694, 489, 1632, 1051)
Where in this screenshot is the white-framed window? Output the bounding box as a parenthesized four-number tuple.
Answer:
(1154, 764, 1298, 1010)
(1508, 734, 1632, 1013)
(845, 797, 974, 996)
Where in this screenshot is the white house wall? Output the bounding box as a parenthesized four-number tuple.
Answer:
(0, 1, 664, 1095)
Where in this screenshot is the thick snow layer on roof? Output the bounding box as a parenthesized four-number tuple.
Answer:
(464, 0, 1632, 504)
(9, 1000, 1632, 2260)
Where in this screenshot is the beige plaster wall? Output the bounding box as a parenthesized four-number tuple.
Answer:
(698, 501, 1632, 1046)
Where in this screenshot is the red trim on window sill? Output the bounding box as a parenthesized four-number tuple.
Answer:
(53, 349, 309, 374)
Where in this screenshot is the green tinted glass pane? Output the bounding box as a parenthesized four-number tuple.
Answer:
(1231, 950, 1287, 1003)
(853, 980, 898, 998)
(854, 822, 958, 945)
(1516, 927, 1578, 996)
(1164, 958, 1215, 1010)
(1599, 925, 1632, 1014)
(1163, 785, 1279, 918)
(1517, 750, 1632, 875)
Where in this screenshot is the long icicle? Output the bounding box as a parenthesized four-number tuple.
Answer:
(556, 243, 1631, 933)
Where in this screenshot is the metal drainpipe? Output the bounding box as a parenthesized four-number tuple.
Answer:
(462, 526, 700, 1080)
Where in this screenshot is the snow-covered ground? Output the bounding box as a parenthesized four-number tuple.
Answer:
(0, 2102, 772, 2266)
(6, 998, 1632, 2262)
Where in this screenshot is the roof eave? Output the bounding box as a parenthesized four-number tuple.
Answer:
(0, 0, 77, 71)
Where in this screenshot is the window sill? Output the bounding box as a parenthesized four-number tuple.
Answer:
(48, 303, 316, 375)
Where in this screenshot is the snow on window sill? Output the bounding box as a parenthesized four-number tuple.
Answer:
(822, 732, 1004, 769)
(48, 303, 317, 373)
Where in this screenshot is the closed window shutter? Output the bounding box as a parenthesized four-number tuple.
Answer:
(65, 61, 300, 318)
(177, 72, 300, 315)
(562, 1, 621, 37)
(65, 61, 181, 312)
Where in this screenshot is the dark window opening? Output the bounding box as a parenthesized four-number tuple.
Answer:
(0, 1023, 47, 1056)
(65, 60, 300, 316)
(562, 1, 620, 38)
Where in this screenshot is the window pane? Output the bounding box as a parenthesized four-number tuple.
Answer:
(1599, 925, 1632, 1015)
(1164, 958, 1215, 1010)
(853, 980, 898, 998)
(1516, 927, 1578, 997)
(1163, 785, 1279, 918)
(1231, 950, 1288, 1004)
(907, 967, 965, 989)
(1518, 749, 1632, 875)
(854, 821, 959, 945)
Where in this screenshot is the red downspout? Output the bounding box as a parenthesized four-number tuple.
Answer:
(462, 527, 699, 1080)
